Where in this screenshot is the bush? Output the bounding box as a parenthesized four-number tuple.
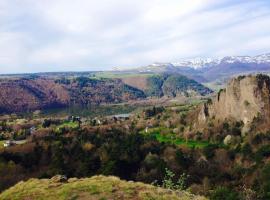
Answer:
(144, 106, 164, 118)
(203, 144, 218, 159)
(222, 122, 230, 132)
(210, 186, 241, 200)
(241, 143, 252, 157)
(161, 168, 189, 191)
(231, 121, 243, 136)
(255, 145, 270, 162)
(175, 150, 192, 169)
(253, 164, 270, 199)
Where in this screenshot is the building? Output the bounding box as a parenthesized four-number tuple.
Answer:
(30, 126, 36, 134)
(3, 140, 15, 147)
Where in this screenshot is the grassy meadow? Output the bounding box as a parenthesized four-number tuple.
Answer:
(141, 127, 210, 148)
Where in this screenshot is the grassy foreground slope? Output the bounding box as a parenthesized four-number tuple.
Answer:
(0, 175, 207, 200)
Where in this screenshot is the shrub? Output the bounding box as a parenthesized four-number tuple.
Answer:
(162, 168, 189, 191)
(244, 100, 250, 106)
(241, 143, 252, 157)
(144, 106, 164, 118)
(175, 150, 192, 169)
(255, 145, 270, 163)
(210, 186, 241, 200)
(203, 144, 218, 159)
(261, 164, 270, 199)
(207, 98, 213, 104)
(222, 122, 230, 132)
(217, 89, 225, 101)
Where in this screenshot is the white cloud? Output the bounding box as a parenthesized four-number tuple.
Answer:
(0, 0, 270, 73)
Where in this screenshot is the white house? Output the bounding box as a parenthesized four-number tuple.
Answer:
(3, 140, 14, 147)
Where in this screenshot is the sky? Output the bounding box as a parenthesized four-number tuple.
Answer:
(0, 0, 270, 74)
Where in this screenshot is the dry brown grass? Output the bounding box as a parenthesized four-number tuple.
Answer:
(122, 77, 149, 91)
(0, 175, 207, 200)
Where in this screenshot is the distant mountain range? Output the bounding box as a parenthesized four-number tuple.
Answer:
(120, 53, 270, 83)
(173, 53, 270, 69)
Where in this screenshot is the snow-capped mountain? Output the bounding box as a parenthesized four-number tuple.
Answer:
(139, 63, 175, 72)
(172, 58, 221, 69)
(172, 53, 270, 69)
(119, 53, 270, 83)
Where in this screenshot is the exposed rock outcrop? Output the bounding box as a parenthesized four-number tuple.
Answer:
(198, 74, 270, 131)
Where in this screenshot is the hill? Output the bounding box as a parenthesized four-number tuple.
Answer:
(162, 75, 212, 97)
(0, 74, 212, 113)
(0, 175, 206, 200)
(122, 74, 212, 97)
(0, 77, 145, 113)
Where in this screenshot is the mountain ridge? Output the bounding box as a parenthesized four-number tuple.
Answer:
(173, 53, 270, 69)
(118, 53, 270, 83)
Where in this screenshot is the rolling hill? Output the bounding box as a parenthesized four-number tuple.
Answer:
(122, 74, 212, 97)
(0, 77, 145, 113)
(0, 74, 212, 113)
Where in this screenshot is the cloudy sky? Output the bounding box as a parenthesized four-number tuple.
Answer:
(0, 0, 270, 73)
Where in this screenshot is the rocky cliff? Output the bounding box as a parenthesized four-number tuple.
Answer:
(198, 74, 270, 131)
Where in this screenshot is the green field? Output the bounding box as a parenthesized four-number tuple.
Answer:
(142, 127, 210, 148)
(94, 72, 152, 79)
(156, 133, 209, 148)
(56, 121, 79, 131)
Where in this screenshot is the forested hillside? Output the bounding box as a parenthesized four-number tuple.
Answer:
(0, 77, 145, 113)
(124, 74, 213, 97)
(0, 74, 212, 113)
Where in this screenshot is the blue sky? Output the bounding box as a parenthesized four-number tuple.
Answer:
(0, 0, 270, 73)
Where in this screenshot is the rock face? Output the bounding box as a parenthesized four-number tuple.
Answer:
(198, 74, 270, 128)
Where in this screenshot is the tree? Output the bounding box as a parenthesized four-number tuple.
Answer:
(203, 144, 218, 159)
